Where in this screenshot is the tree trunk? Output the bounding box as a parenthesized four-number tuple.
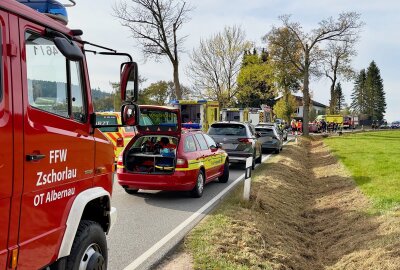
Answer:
(173, 62, 182, 100)
(329, 83, 335, 114)
(302, 51, 310, 136)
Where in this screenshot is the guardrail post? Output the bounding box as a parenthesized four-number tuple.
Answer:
(243, 157, 252, 200)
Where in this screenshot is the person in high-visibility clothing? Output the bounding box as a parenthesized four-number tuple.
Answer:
(297, 120, 303, 134)
(291, 119, 297, 135)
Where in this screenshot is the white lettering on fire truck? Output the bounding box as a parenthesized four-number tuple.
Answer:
(36, 149, 77, 186)
(33, 188, 75, 206)
(50, 149, 67, 164)
(36, 167, 77, 186)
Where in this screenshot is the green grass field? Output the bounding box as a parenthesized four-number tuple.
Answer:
(324, 130, 400, 212)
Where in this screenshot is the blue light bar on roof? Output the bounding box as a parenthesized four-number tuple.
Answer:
(16, 0, 69, 25)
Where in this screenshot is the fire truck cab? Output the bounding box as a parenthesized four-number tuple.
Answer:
(0, 1, 138, 269)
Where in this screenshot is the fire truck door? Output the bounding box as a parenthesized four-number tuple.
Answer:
(0, 10, 13, 269)
(17, 20, 95, 269)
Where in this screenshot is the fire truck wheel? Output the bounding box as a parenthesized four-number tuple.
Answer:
(191, 170, 205, 198)
(124, 188, 139, 195)
(66, 220, 107, 270)
(218, 160, 229, 183)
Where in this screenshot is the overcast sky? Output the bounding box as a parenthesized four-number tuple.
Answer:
(68, 0, 400, 121)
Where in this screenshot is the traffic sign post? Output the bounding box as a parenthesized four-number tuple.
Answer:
(243, 157, 252, 200)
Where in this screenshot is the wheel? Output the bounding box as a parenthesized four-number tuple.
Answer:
(124, 188, 139, 195)
(191, 170, 205, 198)
(65, 220, 107, 270)
(274, 148, 280, 154)
(256, 149, 262, 164)
(251, 153, 256, 170)
(218, 160, 229, 183)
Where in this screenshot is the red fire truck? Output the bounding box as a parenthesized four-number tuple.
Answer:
(0, 0, 139, 269)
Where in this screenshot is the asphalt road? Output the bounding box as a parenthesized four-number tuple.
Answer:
(107, 149, 281, 270)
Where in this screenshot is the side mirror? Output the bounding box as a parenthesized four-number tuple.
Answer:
(121, 103, 140, 126)
(216, 142, 222, 149)
(120, 62, 138, 102)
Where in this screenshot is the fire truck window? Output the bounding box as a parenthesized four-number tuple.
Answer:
(194, 134, 208, 150)
(25, 32, 68, 118)
(70, 61, 87, 122)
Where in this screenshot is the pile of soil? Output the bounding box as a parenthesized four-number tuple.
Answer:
(158, 138, 400, 270)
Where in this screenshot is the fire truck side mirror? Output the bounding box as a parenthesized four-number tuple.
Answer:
(53, 37, 83, 61)
(120, 62, 138, 102)
(121, 103, 139, 126)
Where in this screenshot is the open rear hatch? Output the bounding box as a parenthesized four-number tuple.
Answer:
(123, 106, 181, 174)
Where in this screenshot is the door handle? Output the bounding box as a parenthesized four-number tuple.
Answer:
(26, 154, 46, 161)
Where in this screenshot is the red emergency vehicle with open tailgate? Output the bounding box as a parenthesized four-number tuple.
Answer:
(0, 0, 139, 269)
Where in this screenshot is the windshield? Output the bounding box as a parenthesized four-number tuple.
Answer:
(255, 127, 274, 136)
(208, 124, 246, 136)
(97, 115, 118, 132)
(138, 108, 178, 132)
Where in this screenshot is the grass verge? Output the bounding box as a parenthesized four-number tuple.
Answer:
(324, 130, 400, 212)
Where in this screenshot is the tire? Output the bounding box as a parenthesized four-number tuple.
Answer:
(191, 170, 205, 198)
(256, 149, 262, 164)
(65, 220, 107, 270)
(274, 148, 280, 154)
(251, 153, 256, 170)
(218, 160, 229, 183)
(124, 188, 139, 195)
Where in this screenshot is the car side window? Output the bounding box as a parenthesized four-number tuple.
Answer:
(203, 134, 216, 148)
(194, 134, 209, 150)
(184, 136, 197, 152)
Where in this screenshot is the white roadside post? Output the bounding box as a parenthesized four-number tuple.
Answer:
(243, 156, 253, 200)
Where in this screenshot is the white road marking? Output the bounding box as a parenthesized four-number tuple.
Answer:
(124, 139, 292, 269)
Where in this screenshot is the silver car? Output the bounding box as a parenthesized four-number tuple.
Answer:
(208, 122, 262, 169)
(255, 124, 283, 154)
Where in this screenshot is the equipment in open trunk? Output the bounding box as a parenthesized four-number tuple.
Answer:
(125, 135, 178, 174)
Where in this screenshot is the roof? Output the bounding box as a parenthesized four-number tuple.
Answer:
(275, 95, 327, 108)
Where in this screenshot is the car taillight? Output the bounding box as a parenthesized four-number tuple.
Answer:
(116, 137, 124, 147)
(176, 158, 188, 168)
(238, 138, 253, 144)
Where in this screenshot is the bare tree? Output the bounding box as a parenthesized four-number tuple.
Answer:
(266, 12, 363, 135)
(113, 0, 191, 99)
(323, 41, 356, 113)
(187, 25, 251, 107)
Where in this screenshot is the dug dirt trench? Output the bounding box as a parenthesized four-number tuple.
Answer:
(158, 138, 400, 270)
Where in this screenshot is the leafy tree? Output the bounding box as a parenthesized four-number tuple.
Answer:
(265, 12, 363, 135)
(113, 0, 192, 99)
(236, 49, 273, 107)
(273, 93, 297, 122)
(187, 25, 252, 107)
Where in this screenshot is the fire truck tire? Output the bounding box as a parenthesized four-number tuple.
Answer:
(191, 170, 205, 198)
(65, 220, 108, 270)
(218, 161, 229, 183)
(124, 188, 139, 195)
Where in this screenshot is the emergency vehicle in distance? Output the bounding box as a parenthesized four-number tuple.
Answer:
(170, 99, 220, 132)
(0, 1, 139, 269)
(96, 112, 136, 162)
(117, 105, 229, 198)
